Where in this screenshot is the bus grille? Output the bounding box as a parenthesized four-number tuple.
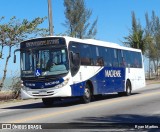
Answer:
(22, 77, 58, 82)
(32, 91, 54, 96)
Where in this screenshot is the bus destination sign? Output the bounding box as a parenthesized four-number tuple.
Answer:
(21, 38, 65, 48)
(26, 39, 59, 47)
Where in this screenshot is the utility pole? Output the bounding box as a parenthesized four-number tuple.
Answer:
(48, 0, 53, 36)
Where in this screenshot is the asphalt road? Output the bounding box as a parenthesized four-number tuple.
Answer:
(0, 83, 160, 131)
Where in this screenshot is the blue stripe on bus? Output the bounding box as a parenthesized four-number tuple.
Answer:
(71, 67, 125, 96)
(70, 82, 85, 96)
(24, 78, 64, 89)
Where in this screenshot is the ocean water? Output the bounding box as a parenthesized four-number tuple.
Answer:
(0, 78, 16, 91)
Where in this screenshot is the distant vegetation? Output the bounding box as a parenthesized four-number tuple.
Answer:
(63, 0, 98, 39)
(0, 16, 49, 93)
(123, 11, 160, 78)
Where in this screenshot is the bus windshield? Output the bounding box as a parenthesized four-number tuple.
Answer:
(21, 48, 69, 77)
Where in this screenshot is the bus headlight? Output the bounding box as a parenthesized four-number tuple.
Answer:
(62, 78, 69, 86)
(54, 78, 69, 88)
(21, 80, 24, 87)
(22, 86, 30, 91)
(63, 78, 69, 85)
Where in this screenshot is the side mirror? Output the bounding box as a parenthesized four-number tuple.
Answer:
(69, 52, 74, 62)
(13, 49, 20, 63)
(14, 54, 16, 63)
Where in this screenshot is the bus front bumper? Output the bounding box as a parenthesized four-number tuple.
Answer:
(21, 86, 72, 99)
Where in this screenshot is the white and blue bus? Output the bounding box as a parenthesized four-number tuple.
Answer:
(14, 36, 145, 106)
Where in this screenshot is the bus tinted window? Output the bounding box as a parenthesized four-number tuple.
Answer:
(133, 52, 142, 68)
(99, 47, 109, 66)
(113, 49, 119, 67)
(90, 46, 98, 65)
(105, 48, 118, 67)
(118, 50, 123, 67)
(130, 51, 135, 67)
(69, 41, 142, 68)
(106, 48, 113, 67)
(121, 50, 142, 68)
(68, 42, 80, 76)
(68, 42, 79, 53)
(90, 46, 104, 66)
(124, 50, 131, 67)
(79, 44, 93, 65)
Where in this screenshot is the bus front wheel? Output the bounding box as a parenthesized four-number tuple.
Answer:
(42, 98, 54, 107)
(81, 84, 91, 103)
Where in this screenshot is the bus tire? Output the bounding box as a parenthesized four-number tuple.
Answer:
(125, 80, 131, 96)
(81, 84, 91, 103)
(42, 98, 54, 107)
(95, 94, 103, 100)
(118, 92, 124, 96)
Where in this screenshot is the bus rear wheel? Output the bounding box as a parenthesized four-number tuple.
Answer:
(125, 81, 131, 96)
(81, 84, 91, 103)
(42, 98, 54, 107)
(118, 81, 132, 96)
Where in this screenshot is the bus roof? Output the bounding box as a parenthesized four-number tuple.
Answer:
(21, 36, 142, 53)
(62, 36, 142, 53)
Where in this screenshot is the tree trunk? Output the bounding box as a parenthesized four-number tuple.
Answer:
(0, 45, 4, 59)
(149, 58, 151, 79)
(157, 59, 159, 76)
(153, 60, 156, 76)
(0, 46, 12, 91)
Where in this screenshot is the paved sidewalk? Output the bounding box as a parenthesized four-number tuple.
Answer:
(0, 98, 42, 109)
(146, 79, 160, 85)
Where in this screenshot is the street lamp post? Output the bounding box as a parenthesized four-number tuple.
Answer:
(48, 0, 53, 36)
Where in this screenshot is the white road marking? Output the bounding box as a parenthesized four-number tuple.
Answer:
(0, 109, 16, 114)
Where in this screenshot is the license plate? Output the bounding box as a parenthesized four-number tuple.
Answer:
(39, 91, 47, 95)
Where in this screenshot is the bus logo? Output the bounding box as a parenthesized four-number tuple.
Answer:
(105, 70, 121, 77)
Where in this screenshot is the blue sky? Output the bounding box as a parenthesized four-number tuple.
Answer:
(0, 0, 160, 78)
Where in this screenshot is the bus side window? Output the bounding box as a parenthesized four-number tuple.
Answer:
(98, 46, 110, 67)
(90, 46, 98, 66)
(68, 42, 81, 76)
(134, 52, 142, 68)
(122, 57, 126, 67)
(79, 44, 92, 66)
(96, 57, 104, 66)
(138, 52, 142, 68)
(113, 49, 118, 67)
(117, 50, 123, 67)
(121, 50, 127, 67)
(103, 48, 108, 66)
(123, 50, 130, 68)
(95, 47, 103, 66)
(126, 51, 131, 67)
